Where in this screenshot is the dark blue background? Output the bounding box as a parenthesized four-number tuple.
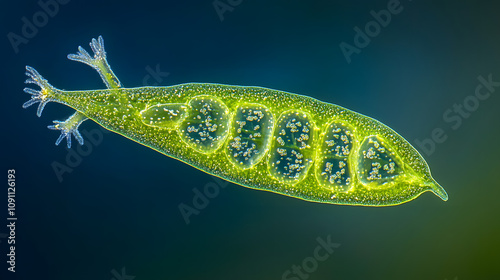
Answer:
(1, 0, 499, 279)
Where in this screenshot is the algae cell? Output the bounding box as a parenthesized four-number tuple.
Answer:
(23, 36, 448, 206)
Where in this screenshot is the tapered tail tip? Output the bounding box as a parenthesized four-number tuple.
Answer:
(429, 180, 448, 201)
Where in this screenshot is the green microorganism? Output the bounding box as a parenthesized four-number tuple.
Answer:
(23, 36, 448, 206)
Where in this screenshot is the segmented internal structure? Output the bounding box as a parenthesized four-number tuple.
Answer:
(139, 94, 406, 193)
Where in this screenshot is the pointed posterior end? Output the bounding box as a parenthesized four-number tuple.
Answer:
(428, 179, 448, 201)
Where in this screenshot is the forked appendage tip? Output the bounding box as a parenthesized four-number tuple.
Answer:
(24, 65, 44, 86)
(47, 120, 84, 149)
(67, 35, 106, 67)
(23, 66, 53, 117)
(90, 35, 106, 57)
(67, 46, 93, 66)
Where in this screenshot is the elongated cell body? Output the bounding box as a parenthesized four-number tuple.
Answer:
(23, 36, 448, 206)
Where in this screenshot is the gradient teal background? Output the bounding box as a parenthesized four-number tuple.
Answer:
(1, 0, 499, 279)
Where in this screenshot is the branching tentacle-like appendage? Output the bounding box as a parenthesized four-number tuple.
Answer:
(47, 112, 88, 148)
(22, 66, 56, 117)
(67, 35, 122, 88)
(23, 66, 89, 148)
(26, 36, 123, 149)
